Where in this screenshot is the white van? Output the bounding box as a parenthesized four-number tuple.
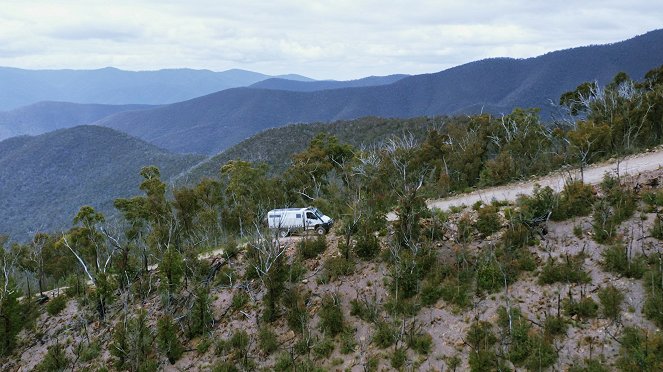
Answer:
(267, 207, 333, 237)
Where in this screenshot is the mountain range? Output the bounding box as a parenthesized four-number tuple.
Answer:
(0, 101, 155, 141)
(90, 29, 663, 154)
(0, 67, 312, 111)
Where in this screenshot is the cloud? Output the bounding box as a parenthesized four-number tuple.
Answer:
(0, 0, 661, 79)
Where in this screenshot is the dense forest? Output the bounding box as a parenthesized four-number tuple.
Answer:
(1, 65, 663, 370)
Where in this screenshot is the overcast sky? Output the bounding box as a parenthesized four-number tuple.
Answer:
(1, 1, 662, 80)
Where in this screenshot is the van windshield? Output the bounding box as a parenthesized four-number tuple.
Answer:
(312, 208, 323, 219)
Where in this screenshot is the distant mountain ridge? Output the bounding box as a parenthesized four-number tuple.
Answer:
(0, 101, 155, 141)
(0, 126, 203, 240)
(94, 30, 663, 155)
(0, 67, 313, 111)
(250, 74, 409, 91)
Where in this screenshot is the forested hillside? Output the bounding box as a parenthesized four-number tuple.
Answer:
(0, 126, 203, 240)
(0, 101, 155, 141)
(2, 66, 663, 371)
(95, 29, 663, 154)
(178, 116, 441, 185)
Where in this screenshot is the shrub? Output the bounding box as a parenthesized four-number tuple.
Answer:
(231, 290, 249, 311)
(298, 235, 327, 259)
(651, 214, 663, 239)
(350, 296, 379, 323)
(288, 259, 307, 283)
(319, 294, 345, 337)
(498, 306, 557, 368)
(229, 330, 250, 364)
(391, 348, 407, 369)
(598, 285, 624, 321)
(407, 331, 433, 355)
(466, 321, 496, 351)
(643, 269, 663, 327)
(552, 181, 595, 220)
(538, 254, 591, 285)
(568, 358, 610, 372)
(283, 286, 309, 333)
(563, 295, 598, 319)
(77, 340, 101, 363)
(212, 361, 239, 372)
(617, 326, 663, 371)
(340, 330, 357, 354)
(373, 321, 398, 348)
(321, 256, 354, 282)
(602, 243, 646, 279)
(157, 315, 184, 364)
(475, 256, 504, 293)
(475, 205, 501, 236)
(188, 284, 213, 338)
(46, 295, 68, 316)
(258, 327, 278, 355)
(592, 200, 615, 244)
(35, 342, 69, 372)
(312, 337, 334, 359)
(457, 214, 474, 243)
(354, 233, 381, 259)
(543, 315, 567, 339)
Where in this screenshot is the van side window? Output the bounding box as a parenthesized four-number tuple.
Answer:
(296, 214, 301, 218)
(306, 212, 316, 219)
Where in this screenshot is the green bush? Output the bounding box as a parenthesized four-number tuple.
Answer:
(475, 205, 502, 236)
(475, 256, 504, 293)
(319, 294, 345, 337)
(538, 254, 591, 285)
(568, 358, 610, 372)
(349, 296, 379, 323)
(258, 326, 278, 355)
(283, 286, 309, 333)
(340, 330, 357, 354)
(354, 233, 381, 259)
(391, 348, 407, 369)
(321, 256, 354, 282)
(617, 326, 663, 371)
(598, 285, 624, 321)
(592, 200, 615, 244)
(602, 243, 646, 279)
(46, 295, 68, 316)
(563, 295, 598, 319)
(497, 306, 557, 368)
(157, 315, 183, 364)
(643, 269, 663, 327)
(231, 290, 249, 311)
(543, 315, 567, 339)
(77, 340, 101, 363)
(466, 321, 501, 372)
(288, 259, 307, 283)
(229, 330, 250, 364)
(373, 321, 398, 348)
(552, 181, 595, 220)
(651, 214, 663, 239)
(35, 342, 69, 372)
(298, 235, 327, 259)
(312, 337, 334, 359)
(457, 214, 474, 243)
(407, 331, 433, 355)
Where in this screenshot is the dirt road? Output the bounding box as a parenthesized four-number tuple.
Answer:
(427, 148, 663, 211)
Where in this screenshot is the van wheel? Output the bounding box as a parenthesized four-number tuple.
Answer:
(315, 226, 326, 235)
(279, 229, 289, 238)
